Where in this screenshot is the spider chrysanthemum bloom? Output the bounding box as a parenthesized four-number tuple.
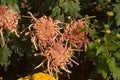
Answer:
(0, 5, 18, 32)
(37, 41, 78, 74)
(0, 5, 19, 47)
(63, 18, 89, 50)
(32, 16, 61, 48)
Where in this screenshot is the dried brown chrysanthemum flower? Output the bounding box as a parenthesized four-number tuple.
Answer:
(0, 5, 19, 47)
(0, 5, 18, 32)
(63, 18, 89, 50)
(30, 15, 61, 50)
(27, 12, 92, 77)
(34, 41, 79, 75)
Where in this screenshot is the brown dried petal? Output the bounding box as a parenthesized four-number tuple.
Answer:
(0, 5, 18, 32)
(32, 16, 61, 47)
(63, 19, 88, 49)
(40, 42, 75, 74)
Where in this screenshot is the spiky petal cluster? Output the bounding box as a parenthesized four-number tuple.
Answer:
(63, 18, 88, 49)
(29, 13, 89, 75)
(0, 5, 19, 47)
(0, 5, 18, 32)
(32, 16, 61, 48)
(39, 42, 77, 74)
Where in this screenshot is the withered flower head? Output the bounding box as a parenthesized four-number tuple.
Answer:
(30, 14, 90, 76)
(32, 16, 61, 47)
(39, 41, 78, 74)
(63, 18, 89, 49)
(0, 5, 19, 47)
(0, 5, 18, 32)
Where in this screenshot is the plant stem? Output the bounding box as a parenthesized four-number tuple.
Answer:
(108, 16, 110, 24)
(0, 28, 5, 47)
(104, 16, 111, 57)
(104, 33, 109, 57)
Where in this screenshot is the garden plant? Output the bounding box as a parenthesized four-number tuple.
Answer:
(0, 0, 120, 80)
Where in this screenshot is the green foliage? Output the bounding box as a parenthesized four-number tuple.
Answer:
(0, 0, 120, 80)
(113, 4, 120, 26)
(86, 2, 120, 79)
(0, 45, 11, 71)
(97, 56, 109, 79)
(0, 0, 20, 71)
(38, 0, 81, 21)
(0, 0, 20, 14)
(59, 0, 80, 18)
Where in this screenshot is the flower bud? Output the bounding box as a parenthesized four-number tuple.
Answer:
(106, 11, 114, 16)
(104, 24, 109, 28)
(106, 0, 111, 2)
(105, 29, 111, 34)
(116, 33, 120, 39)
(95, 39, 101, 44)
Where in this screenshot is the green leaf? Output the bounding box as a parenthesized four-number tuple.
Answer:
(67, 1, 80, 19)
(0, 45, 12, 71)
(0, 0, 20, 14)
(70, 1, 80, 11)
(89, 28, 98, 39)
(113, 4, 120, 26)
(0, 0, 18, 6)
(74, 0, 80, 4)
(8, 4, 20, 14)
(97, 57, 109, 79)
(70, 1, 80, 18)
(108, 44, 118, 51)
(114, 52, 120, 61)
(51, 6, 61, 18)
(96, 45, 105, 56)
(58, 0, 65, 6)
(88, 42, 95, 49)
(1, 0, 6, 5)
(6, 0, 18, 5)
(55, 13, 65, 21)
(112, 68, 120, 80)
(99, 69, 107, 79)
(86, 50, 96, 58)
(61, 2, 69, 13)
(107, 57, 116, 72)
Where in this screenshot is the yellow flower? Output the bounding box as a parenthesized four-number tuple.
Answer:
(32, 72, 56, 80)
(17, 72, 57, 80)
(0, 77, 3, 80)
(24, 75, 31, 80)
(17, 75, 31, 80)
(17, 78, 24, 80)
